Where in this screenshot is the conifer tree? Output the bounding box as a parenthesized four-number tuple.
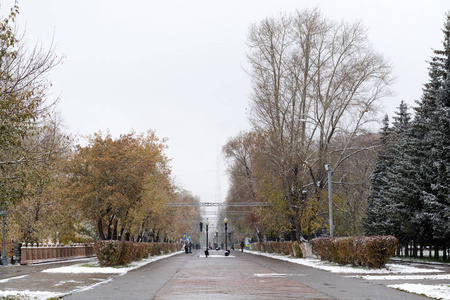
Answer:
(366, 12, 450, 257)
(384, 101, 418, 243)
(422, 71, 450, 250)
(364, 115, 393, 235)
(408, 12, 450, 256)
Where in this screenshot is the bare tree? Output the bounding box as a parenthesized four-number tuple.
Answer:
(223, 131, 264, 241)
(1, 3, 63, 207)
(246, 8, 393, 240)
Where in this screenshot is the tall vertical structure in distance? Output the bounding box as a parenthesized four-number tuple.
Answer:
(215, 142, 222, 204)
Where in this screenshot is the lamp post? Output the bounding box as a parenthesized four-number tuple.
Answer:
(205, 219, 209, 250)
(215, 229, 218, 249)
(324, 164, 333, 237)
(224, 217, 228, 251)
(300, 115, 334, 237)
(0, 208, 7, 266)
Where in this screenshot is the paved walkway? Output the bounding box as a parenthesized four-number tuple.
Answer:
(62, 251, 334, 300)
(0, 250, 433, 299)
(64, 250, 429, 300)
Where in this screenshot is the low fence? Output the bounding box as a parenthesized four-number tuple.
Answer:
(20, 243, 95, 265)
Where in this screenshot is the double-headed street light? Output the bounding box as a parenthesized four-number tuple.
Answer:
(224, 217, 228, 252)
(300, 115, 334, 237)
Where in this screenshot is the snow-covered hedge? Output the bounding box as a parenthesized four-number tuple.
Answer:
(310, 236, 398, 268)
(94, 241, 182, 266)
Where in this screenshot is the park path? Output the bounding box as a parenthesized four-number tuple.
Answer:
(1, 250, 436, 299)
(61, 250, 430, 300)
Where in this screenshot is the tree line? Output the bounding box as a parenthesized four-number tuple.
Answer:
(0, 4, 201, 245)
(3, 3, 449, 253)
(223, 8, 450, 253)
(364, 13, 450, 259)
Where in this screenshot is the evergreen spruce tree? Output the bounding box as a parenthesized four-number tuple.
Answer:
(364, 115, 394, 235)
(384, 101, 418, 246)
(365, 12, 450, 258)
(422, 72, 450, 251)
(411, 12, 450, 256)
(415, 12, 449, 122)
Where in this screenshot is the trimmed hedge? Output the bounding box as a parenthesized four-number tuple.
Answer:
(310, 236, 398, 268)
(94, 241, 182, 267)
(251, 241, 303, 258)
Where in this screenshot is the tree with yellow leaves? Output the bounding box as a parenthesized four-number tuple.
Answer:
(66, 130, 174, 241)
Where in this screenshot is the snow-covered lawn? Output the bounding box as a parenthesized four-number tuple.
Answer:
(246, 250, 450, 300)
(387, 283, 450, 300)
(42, 250, 182, 275)
(0, 251, 183, 300)
(0, 290, 67, 299)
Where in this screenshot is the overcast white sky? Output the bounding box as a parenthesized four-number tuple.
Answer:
(2, 0, 449, 213)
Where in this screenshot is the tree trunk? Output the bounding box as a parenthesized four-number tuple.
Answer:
(413, 240, 418, 258)
(254, 226, 262, 243)
(97, 219, 106, 240)
(113, 219, 118, 240)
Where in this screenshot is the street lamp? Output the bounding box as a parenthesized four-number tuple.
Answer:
(300, 115, 334, 237)
(0, 208, 7, 266)
(215, 229, 218, 249)
(224, 217, 228, 252)
(324, 164, 333, 237)
(205, 219, 209, 250)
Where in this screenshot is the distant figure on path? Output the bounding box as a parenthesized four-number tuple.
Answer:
(240, 241, 244, 252)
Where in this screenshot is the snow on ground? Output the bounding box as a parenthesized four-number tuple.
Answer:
(43, 251, 182, 275)
(388, 284, 450, 300)
(357, 274, 450, 280)
(246, 250, 441, 274)
(0, 290, 66, 299)
(0, 251, 183, 300)
(1, 250, 449, 300)
(254, 273, 292, 277)
(0, 275, 28, 283)
(246, 250, 450, 300)
(254, 273, 306, 278)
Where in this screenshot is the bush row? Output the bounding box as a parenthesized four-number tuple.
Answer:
(250, 241, 303, 258)
(94, 241, 182, 267)
(310, 236, 398, 268)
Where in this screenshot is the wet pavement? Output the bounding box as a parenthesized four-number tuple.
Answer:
(0, 250, 446, 299)
(0, 258, 107, 298)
